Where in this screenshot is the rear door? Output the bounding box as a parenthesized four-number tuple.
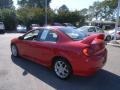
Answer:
(30, 29, 58, 65)
(96, 27, 104, 33)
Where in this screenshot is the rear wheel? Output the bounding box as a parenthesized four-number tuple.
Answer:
(11, 44, 19, 57)
(53, 58, 72, 79)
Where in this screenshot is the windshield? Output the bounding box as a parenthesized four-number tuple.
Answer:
(78, 26, 104, 33)
(60, 28, 87, 40)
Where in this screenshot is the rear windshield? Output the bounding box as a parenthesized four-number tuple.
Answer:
(60, 27, 87, 40)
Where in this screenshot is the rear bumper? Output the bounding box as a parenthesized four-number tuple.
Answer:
(73, 49, 107, 76)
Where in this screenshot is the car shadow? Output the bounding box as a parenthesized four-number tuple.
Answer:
(11, 56, 120, 90)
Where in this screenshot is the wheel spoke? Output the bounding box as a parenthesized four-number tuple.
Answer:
(54, 60, 70, 79)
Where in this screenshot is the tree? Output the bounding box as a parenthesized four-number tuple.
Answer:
(87, 1, 102, 21)
(80, 8, 88, 16)
(16, 7, 85, 27)
(103, 0, 118, 9)
(0, 9, 17, 30)
(0, 0, 13, 9)
(84, 0, 118, 21)
(54, 10, 84, 26)
(16, 7, 55, 28)
(100, 0, 118, 20)
(58, 5, 69, 12)
(18, 0, 51, 8)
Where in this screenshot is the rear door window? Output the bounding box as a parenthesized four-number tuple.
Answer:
(39, 29, 58, 42)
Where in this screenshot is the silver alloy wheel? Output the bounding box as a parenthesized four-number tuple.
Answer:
(11, 45, 17, 57)
(54, 60, 70, 79)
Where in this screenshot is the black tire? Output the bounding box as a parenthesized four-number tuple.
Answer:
(53, 58, 72, 79)
(106, 36, 111, 41)
(11, 44, 19, 57)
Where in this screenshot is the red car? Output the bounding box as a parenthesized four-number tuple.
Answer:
(11, 26, 107, 79)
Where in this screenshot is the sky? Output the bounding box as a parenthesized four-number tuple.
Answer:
(13, 0, 104, 10)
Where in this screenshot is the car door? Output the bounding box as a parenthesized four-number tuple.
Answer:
(88, 27, 96, 35)
(96, 27, 104, 33)
(29, 29, 58, 65)
(18, 30, 40, 59)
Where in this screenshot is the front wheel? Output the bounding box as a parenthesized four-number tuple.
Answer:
(53, 59, 72, 79)
(11, 44, 19, 57)
(105, 36, 111, 41)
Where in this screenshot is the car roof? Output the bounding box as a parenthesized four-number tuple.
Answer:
(32, 26, 70, 31)
(27, 26, 74, 34)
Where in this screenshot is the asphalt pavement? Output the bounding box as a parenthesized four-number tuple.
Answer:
(0, 33, 120, 90)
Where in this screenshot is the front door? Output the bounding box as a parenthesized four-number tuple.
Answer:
(19, 30, 40, 59)
(88, 27, 96, 35)
(29, 29, 58, 65)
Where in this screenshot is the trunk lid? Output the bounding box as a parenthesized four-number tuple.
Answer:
(81, 34, 105, 56)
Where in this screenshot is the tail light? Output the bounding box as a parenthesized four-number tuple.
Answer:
(96, 34, 105, 40)
(83, 48, 94, 56)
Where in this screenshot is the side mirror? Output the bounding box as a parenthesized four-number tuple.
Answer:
(18, 36, 24, 40)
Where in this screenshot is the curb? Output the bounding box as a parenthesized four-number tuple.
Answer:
(107, 43, 120, 47)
